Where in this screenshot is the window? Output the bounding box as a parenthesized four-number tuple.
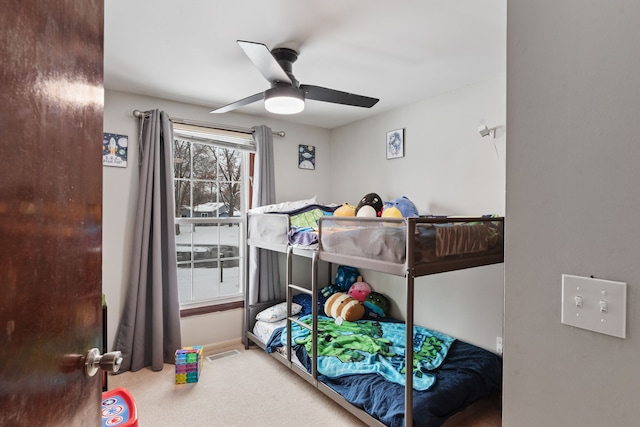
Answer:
(172, 124, 253, 309)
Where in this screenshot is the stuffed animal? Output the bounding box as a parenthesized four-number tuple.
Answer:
(381, 206, 402, 218)
(334, 203, 356, 217)
(364, 292, 390, 319)
(382, 196, 419, 218)
(320, 284, 340, 298)
(356, 193, 383, 217)
(324, 292, 365, 322)
(335, 265, 360, 292)
(348, 276, 371, 302)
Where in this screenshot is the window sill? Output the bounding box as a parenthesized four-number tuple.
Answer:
(180, 300, 244, 318)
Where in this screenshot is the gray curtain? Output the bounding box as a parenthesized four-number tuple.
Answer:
(249, 125, 281, 304)
(114, 110, 182, 372)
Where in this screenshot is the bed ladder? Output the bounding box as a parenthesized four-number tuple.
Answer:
(285, 246, 319, 381)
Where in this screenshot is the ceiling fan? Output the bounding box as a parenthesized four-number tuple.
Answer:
(210, 40, 379, 115)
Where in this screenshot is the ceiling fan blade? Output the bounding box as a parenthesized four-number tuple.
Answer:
(301, 84, 379, 108)
(210, 92, 264, 114)
(237, 40, 292, 85)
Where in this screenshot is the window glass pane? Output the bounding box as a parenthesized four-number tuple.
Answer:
(219, 181, 239, 217)
(177, 266, 192, 302)
(191, 262, 219, 300)
(218, 148, 241, 217)
(192, 182, 221, 217)
(176, 223, 194, 265)
(174, 140, 191, 179)
(219, 223, 241, 296)
(175, 181, 191, 217)
(192, 144, 217, 180)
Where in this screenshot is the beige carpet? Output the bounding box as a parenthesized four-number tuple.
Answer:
(108, 342, 368, 427)
(108, 342, 501, 427)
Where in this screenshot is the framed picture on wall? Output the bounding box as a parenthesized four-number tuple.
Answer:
(386, 128, 404, 159)
(103, 132, 128, 167)
(298, 144, 316, 170)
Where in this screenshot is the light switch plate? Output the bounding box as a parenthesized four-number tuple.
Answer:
(561, 274, 627, 338)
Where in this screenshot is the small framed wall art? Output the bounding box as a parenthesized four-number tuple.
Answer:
(103, 132, 129, 167)
(298, 144, 316, 170)
(386, 128, 404, 159)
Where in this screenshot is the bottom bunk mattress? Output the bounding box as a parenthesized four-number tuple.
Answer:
(252, 316, 306, 368)
(265, 315, 502, 427)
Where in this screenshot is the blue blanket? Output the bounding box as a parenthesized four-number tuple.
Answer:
(281, 315, 455, 390)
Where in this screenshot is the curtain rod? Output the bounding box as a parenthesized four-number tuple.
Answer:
(132, 110, 285, 137)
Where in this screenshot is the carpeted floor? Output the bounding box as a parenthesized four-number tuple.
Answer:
(108, 342, 367, 427)
(108, 342, 501, 427)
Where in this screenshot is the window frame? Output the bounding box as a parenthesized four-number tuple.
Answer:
(172, 126, 254, 312)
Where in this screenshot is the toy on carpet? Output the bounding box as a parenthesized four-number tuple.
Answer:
(382, 196, 419, 218)
(175, 345, 203, 384)
(324, 292, 365, 322)
(334, 202, 356, 217)
(364, 292, 390, 319)
(348, 276, 371, 302)
(356, 193, 383, 217)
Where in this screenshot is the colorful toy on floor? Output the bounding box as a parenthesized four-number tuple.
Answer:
(101, 387, 138, 427)
(175, 345, 203, 384)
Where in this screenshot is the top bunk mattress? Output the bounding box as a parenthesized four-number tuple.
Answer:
(318, 216, 504, 276)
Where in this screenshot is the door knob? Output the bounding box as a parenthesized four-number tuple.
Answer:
(85, 348, 123, 377)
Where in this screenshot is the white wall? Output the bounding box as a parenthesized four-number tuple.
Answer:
(329, 76, 506, 351)
(102, 90, 331, 350)
(504, 1, 640, 425)
(330, 76, 506, 217)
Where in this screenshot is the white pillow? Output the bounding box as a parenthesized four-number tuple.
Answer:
(255, 302, 302, 323)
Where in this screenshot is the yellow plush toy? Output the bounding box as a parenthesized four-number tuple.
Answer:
(324, 292, 364, 322)
(334, 203, 356, 217)
(381, 206, 402, 218)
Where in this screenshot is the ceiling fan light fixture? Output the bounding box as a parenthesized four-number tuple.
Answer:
(264, 87, 305, 115)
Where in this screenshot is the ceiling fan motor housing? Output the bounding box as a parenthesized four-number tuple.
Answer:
(271, 47, 299, 86)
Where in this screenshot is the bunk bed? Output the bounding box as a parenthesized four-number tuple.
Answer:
(244, 212, 504, 427)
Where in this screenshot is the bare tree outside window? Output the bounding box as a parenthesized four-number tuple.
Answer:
(216, 147, 241, 218)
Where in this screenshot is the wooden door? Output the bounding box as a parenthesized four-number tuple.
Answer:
(0, 1, 104, 426)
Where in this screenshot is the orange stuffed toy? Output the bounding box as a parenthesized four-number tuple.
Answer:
(324, 292, 364, 322)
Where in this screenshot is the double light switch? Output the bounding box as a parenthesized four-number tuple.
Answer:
(561, 274, 627, 338)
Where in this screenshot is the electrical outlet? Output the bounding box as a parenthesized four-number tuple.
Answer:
(496, 337, 503, 355)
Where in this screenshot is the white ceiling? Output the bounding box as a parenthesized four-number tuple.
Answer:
(104, 0, 506, 129)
